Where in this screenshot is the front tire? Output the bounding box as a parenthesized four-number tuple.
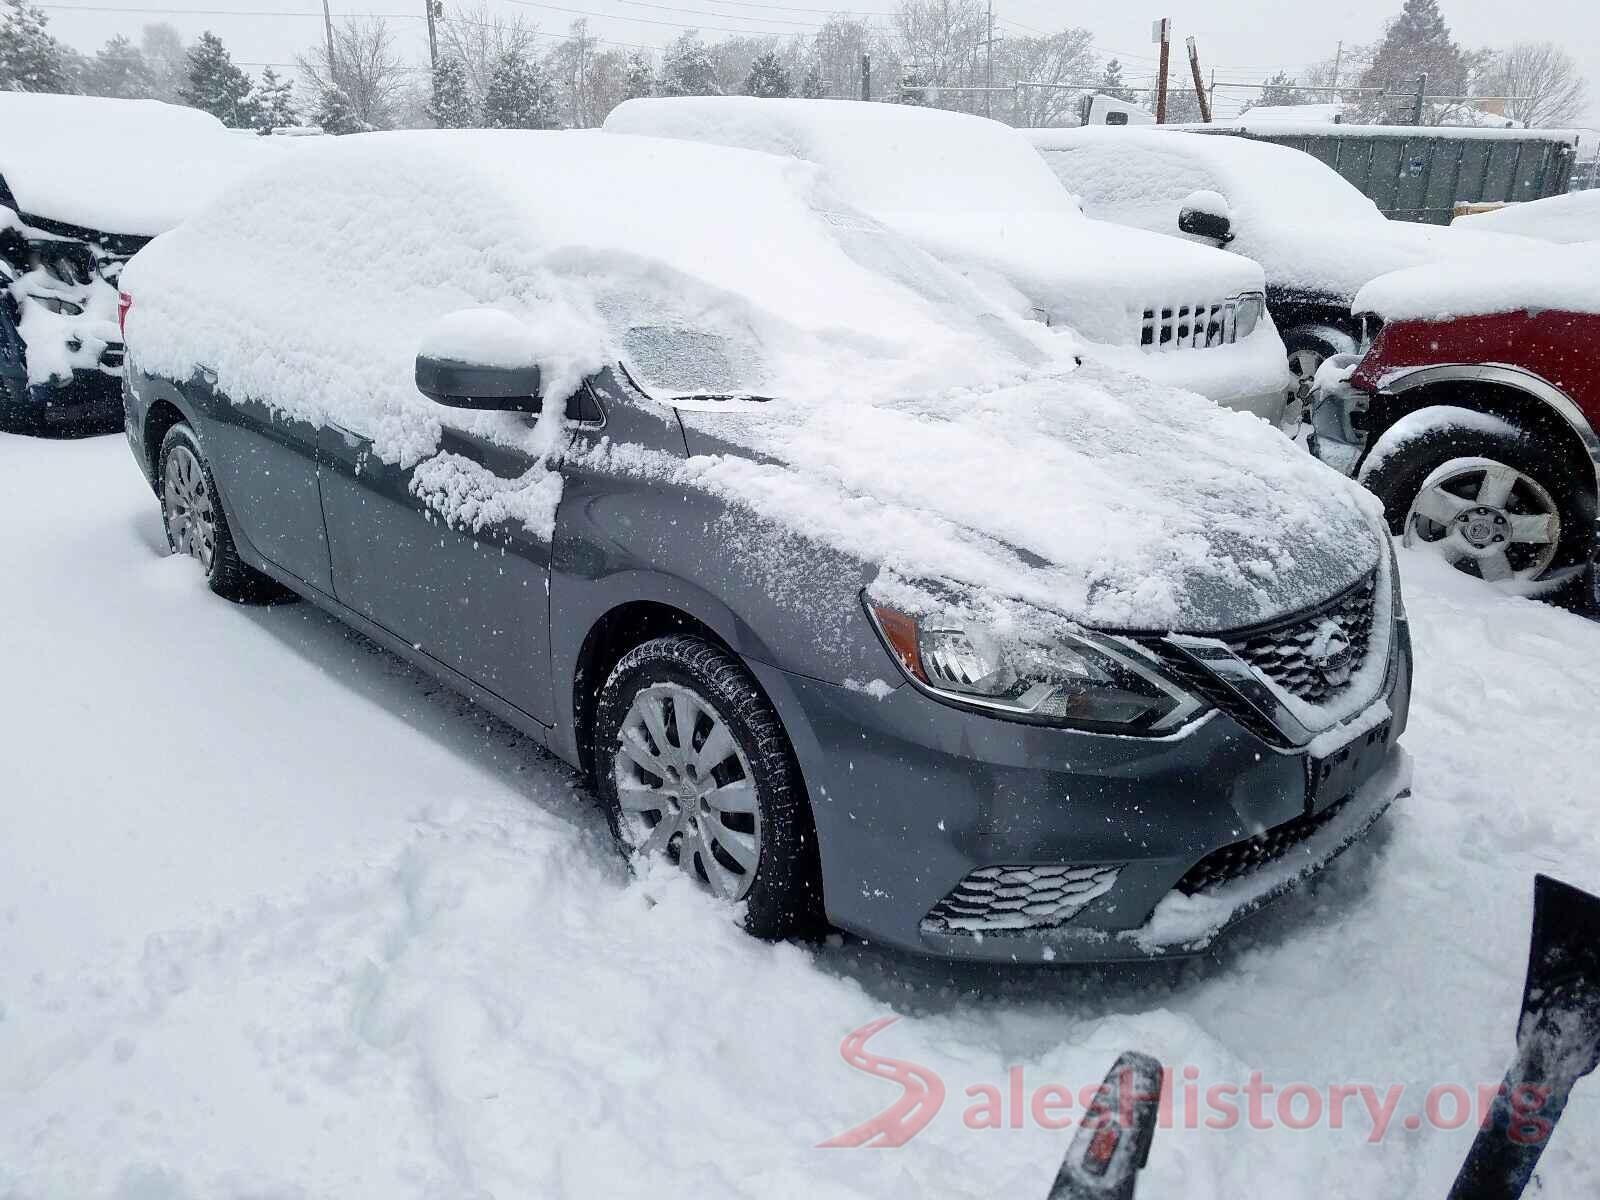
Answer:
(593, 634, 822, 939)
(157, 422, 281, 603)
(1284, 325, 1356, 401)
(1359, 411, 1593, 589)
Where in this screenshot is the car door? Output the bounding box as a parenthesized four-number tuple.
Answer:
(190, 375, 333, 594)
(316, 414, 555, 725)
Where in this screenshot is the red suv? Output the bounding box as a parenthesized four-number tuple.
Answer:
(1314, 244, 1600, 602)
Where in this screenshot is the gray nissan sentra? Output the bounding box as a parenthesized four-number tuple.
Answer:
(118, 130, 1412, 963)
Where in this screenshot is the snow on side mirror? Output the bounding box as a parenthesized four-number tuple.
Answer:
(1178, 189, 1233, 244)
(415, 308, 545, 412)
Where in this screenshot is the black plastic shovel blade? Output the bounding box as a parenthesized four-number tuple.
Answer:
(1447, 874, 1600, 1200)
(1047, 1051, 1163, 1200)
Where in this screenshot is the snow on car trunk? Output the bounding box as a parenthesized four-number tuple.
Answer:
(123, 129, 1374, 634)
(1451, 190, 1600, 244)
(2, 432, 1598, 1199)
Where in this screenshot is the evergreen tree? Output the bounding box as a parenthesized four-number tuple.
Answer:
(81, 34, 157, 98)
(0, 0, 70, 93)
(621, 49, 654, 100)
(426, 55, 476, 127)
(1097, 57, 1133, 102)
(743, 50, 791, 98)
(313, 85, 363, 134)
(480, 47, 560, 128)
(1249, 70, 1314, 109)
(1356, 0, 1467, 123)
(179, 31, 259, 127)
(658, 31, 719, 96)
(799, 62, 826, 98)
(252, 65, 297, 129)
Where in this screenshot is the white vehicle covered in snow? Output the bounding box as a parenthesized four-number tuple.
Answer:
(1451, 190, 1600, 244)
(1027, 126, 1541, 398)
(0, 93, 281, 433)
(604, 98, 1295, 428)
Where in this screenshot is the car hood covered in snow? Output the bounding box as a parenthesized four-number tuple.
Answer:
(1029, 126, 1540, 304)
(603, 98, 1265, 347)
(123, 130, 1380, 635)
(0, 93, 285, 237)
(1354, 240, 1600, 323)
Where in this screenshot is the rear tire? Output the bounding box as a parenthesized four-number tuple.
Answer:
(157, 422, 283, 604)
(592, 634, 823, 940)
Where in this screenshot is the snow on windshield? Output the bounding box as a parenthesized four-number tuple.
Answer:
(0, 93, 283, 237)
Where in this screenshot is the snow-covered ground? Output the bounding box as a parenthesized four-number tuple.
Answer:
(2, 430, 1597, 1199)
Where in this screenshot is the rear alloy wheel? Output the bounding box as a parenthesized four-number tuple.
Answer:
(593, 634, 822, 939)
(158, 423, 281, 603)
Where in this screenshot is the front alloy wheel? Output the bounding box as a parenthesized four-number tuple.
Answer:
(1404, 458, 1560, 584)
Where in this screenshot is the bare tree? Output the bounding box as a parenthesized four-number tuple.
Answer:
(297, 16, 408, 130)
(893, 0, 987, 111)
(438, 1, 538, 106)
(1480, 41, 1588, 128)
(1001, 28, 1095, 126)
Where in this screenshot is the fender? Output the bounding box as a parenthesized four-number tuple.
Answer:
(1378, 362, 1600, 493)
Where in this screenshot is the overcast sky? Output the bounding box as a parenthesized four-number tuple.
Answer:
(39, 0, 1600, 129)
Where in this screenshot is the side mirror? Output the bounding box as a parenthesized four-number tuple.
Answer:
(1177, 190, 1233, 244)
(415, 309, 544, 412)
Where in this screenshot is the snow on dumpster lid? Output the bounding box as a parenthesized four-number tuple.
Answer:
(0, 93, 275, 237)
(1452, 191, 1600, 245)
(1171, 119, 1582, 144)
(1354, 240, 1600, 321)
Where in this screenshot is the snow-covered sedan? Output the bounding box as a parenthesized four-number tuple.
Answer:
(604, 99, 1295, 427)
(0, 93, 278, 434)
(1451, 189, 1600, 244)
(1028, 127, 1539, 397)
(119, 130, 1411, 962)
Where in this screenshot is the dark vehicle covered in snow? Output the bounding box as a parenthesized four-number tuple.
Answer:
(0, 93, 276, 433)
(120, 131, 1413, 963)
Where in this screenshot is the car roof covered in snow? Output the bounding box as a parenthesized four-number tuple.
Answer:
(1451, 190, 1600, 245)
(1355, 239, 1600, 321)
(123, 129, 1382, 634)
(0, 93, 282, 238)
(1027, 126, 1539, 302)
(603, 98, 1263, 345)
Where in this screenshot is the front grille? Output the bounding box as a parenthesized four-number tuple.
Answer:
(922, 864, 1122, 935)
(1141, 299, 1238, 350)
(1227, 572, 1377, 704)
(1177, 795, 1350, 894)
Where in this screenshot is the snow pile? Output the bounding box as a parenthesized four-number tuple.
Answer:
(1451, 190, 1600, 244)
(1354, 240, 1600, 321)
(125, 128, 1366, 630)
(4, 435, 1600, 1198)
(1028, 127, 1540, 302)
(0, 93, 282, 237)
(1225, 103, 1344, 123)
(604, 99, 1266, 350)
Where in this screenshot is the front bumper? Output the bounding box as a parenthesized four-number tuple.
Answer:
(1090, 324, 1295, 426)
(0, 365, 124, 434)
(747, 600, 1412, 964)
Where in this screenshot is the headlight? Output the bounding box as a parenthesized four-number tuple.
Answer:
(866, 599, 1205, 734)
(26, 293, 84, 317)
(1232, 292, 1265, 340)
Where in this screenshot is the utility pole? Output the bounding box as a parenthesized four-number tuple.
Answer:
(1152, 17, 1171, 124)
(1185, 35, 1210, 122)
(321, 0, 337, 85)
(1330, 40, 1343, 91)
(1412, 71, 1427, 125)
(424, 0, 440, 73)
(984, 0, 994, 118)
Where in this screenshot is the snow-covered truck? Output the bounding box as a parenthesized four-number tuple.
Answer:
(0, 93, 276, 434)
